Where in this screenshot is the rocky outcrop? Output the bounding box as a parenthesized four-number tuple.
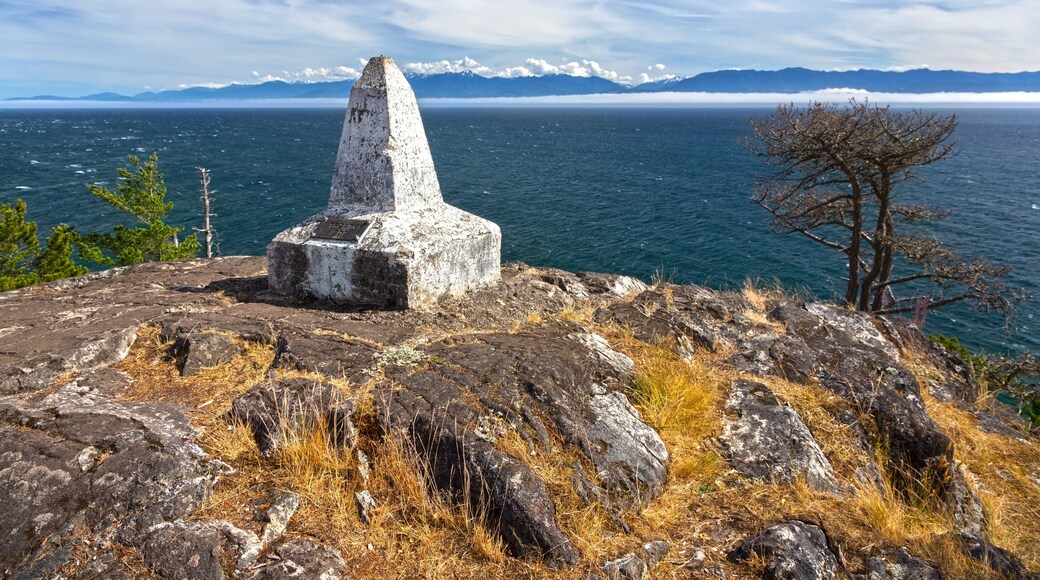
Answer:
(1, 257, 1037, 578)
(602, 540, 670, 580)
(720, 379, 838, 492)
(173, 331, 242, 376)
(0, 325, 137, 394)
(250, 537, 346, 579)
(865, 548, 941, 580)
(728, 521, 839, 580)
(766, 303, 953, 490)
(0, 368, 228, 577)
(600, 286, 954, 493)
(379, 329, 669, 565)
(227, 378, 357, 457)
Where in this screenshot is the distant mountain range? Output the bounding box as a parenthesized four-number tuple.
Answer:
(9, 67, 1040, 102)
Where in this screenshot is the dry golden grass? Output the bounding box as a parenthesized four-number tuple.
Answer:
(508, 310, 545, 333)
(491, 423, 633, 572)
(108, 321, 1039, 579)
(900, 343, 1040, 571)
(741, 278, 785, 311)
(621, 331, 1029, 579)
(924, 392, 1040, 570)
(115, 324, 275, 412)
(740, 279, 787, 333)
(558, 303, 596, 324)
(662, 285, 675, 309)
(617, 334, 731, 492)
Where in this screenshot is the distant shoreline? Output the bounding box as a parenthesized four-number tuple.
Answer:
(5, 91, 1040, 110)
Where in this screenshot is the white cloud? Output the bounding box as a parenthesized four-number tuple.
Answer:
(176, 82, 228, 89)
(638, 72, 678, 84)
(402, 57, 493, 76)
(247, 66, 360, 84)
(397, 56, 634, 84)
(638, 63, 677, 84)
(497, 58, 632, 83)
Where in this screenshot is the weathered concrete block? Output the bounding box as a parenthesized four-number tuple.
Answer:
(268, 56, 500, 308)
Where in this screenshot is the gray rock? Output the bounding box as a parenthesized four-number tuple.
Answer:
(643, 539, 670, 568)
(569, 332, 636, 380)
(260, 491, 301, 547)
(139, 521, 225, 580)
(600, 288, 956, 498)
(719, 379, 838, 492)
(729, 521, 839, 580)
(603, 552, 646, 580)
(355, 489, 377, 524)
(880, 319, 981, 407)
(586, 389, 670, 502)
(947, 461, 986, 540)
(226, 378, 355, 457)
(865, 548, 941, 580)
(406, 414, 581, 566)
(174, 331, 242, 376)
(922, 338, 981, 404)
(975, 406, 1032, 442)
(0, 325, 137, 394)
(380, 328, 668, 565)
(249, 537, 346, 580)
(596, 284, 755, 354)
(959, 533, 1040, 580)
(220, 521, 263, 571)
(272, 330, 378, 385)
(356, 449, 371, 482)
(577, 271, 649, 298)
(682, 547, 707, 570)
(0, 371, 225, 578)
(765, 303, 954, 493)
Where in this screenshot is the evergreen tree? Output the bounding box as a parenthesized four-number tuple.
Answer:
(80, 153, 198, 267)
(0, 199, 41, 291)
(0, 199, 87, 291)
(36, 224, 87, 282)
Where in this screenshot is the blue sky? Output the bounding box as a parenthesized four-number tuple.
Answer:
(1, 0, 1038, 99)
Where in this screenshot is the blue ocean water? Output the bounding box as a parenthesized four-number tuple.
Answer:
(1, 106, 1037, 354)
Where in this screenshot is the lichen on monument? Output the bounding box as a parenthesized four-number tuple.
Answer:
(267, 55, 501, 308)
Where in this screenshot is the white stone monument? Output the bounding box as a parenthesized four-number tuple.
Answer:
(267, 56, 501, 308)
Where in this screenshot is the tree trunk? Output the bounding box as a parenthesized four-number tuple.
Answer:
(844, 173, 863, 307)
(197, 167, 214, 259)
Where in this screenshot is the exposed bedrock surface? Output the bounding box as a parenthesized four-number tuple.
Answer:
(598, 286, 954, 490)
(0, 257, 1035, 577)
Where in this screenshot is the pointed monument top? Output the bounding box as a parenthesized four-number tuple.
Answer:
(328, 56, 443, 213)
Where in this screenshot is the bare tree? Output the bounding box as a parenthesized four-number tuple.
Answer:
(195, 167, 216, 258)
(749, 100, 1025, 320)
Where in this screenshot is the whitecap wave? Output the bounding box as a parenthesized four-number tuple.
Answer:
(1032, 203, 1040, 210)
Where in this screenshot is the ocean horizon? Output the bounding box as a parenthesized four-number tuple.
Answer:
(5, 89, 1040, 110)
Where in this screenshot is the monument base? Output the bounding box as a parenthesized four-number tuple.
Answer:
(268, 204, 501, 309)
